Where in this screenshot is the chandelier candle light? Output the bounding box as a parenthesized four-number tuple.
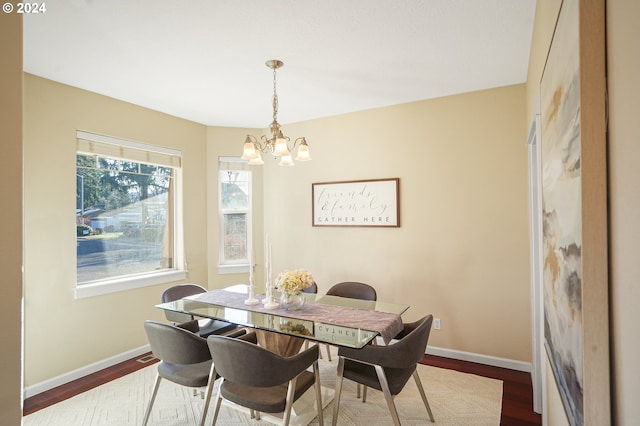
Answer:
(240, 60, 312, 166)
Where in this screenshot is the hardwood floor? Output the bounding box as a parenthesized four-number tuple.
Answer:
(23, 353, 159, 416)
(24, 352, 541, 425)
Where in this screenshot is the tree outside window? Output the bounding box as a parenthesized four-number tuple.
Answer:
(76, 154, 175, 284)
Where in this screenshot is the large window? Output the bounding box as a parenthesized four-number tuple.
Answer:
(218, 157, 251, 273)
(75, 131, 184, 297)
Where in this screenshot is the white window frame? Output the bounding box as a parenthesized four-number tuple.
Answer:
(74, 130, 185, 298)
(217, 156, 252, 275)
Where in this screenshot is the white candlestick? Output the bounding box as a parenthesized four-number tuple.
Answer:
(268, 243, 272, 280)
(244, 232, 258, 305)
(248, 233, 254, 283)
(263, 233, 271, 304)
(265, 233, 270, 281)
(263, 235, 279, 309)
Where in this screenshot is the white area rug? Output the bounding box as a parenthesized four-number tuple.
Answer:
(24, 348, 502, 425)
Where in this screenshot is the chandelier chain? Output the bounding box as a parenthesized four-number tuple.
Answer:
(272, 65, 279, 124)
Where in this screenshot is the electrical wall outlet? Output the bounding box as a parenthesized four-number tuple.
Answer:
(434, 318, 441, 330)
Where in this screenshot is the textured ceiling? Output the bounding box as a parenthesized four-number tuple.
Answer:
(23, 0, 536, 127)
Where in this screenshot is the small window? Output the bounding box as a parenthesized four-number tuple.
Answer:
(218, 157, 251, 273)
(75, 131, 184, 297)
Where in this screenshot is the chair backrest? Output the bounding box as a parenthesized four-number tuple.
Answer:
(326, 281, 377, 301)
(144, 320, 211, 365)
(338, 315, 433, 370)
(301, 281, 318, 294)
(207, 335, 319, 388)
(384, 315, 433, 368)
(162, 283, 207, 303)
(161, 283, 207, 323)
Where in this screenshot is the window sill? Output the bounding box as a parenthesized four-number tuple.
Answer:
(217, 264, 250, 275)
(75, 269, 187, 299)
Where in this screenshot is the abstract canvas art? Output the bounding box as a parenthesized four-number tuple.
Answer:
(541, 0, 583, 423)
(540, 0, 608, 424)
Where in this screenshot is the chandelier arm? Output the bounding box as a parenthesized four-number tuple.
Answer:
(255, 135, 273, 153)
(286, 138, 298, 152)
(286, 137, 307, 152)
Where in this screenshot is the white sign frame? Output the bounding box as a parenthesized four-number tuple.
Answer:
(312, 178, 400, 227)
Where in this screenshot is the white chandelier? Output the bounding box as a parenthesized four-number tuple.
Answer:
(241, 60, 312, 166)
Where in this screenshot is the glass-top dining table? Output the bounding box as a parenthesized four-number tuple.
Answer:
(155, 284, 410, 425)
(155, 284, 410, 354)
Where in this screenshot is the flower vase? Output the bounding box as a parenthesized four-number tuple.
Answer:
(280, 292, 305, 311)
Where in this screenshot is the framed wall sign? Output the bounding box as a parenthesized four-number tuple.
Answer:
(540, 0, 608, 424)
(312, 178, 400, 227)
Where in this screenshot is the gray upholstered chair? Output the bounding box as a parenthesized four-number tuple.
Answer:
(207, 335, 324, 426)
(322, 282, 378, 364)
(301, 281, 318, 294)
(142, 320, 255, 426)
(331, 315, 435, 426)
(326, 281, 377, 301)
(161, 283, 236, 337)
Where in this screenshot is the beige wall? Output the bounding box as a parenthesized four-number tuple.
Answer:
(23, 74, 209, 386)
(0, 13, 24, 426)
(607, 1, 640, 424)
(259, 85, 532, 361)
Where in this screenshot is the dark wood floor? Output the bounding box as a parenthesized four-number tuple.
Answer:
(24, 352, 541, 425)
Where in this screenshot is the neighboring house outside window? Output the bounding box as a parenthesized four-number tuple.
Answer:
(75, 131, 185, 298)
(218, 157, 251, 274)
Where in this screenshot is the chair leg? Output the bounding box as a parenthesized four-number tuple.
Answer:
(198, 365, 217, 426)
(332, 357, 346, 426)
(142, 373, 162, 426)
(360, 339, 376, 401)
(413, 370, 435, 422)
(375, 365, 402, 426)
(313, 361, 324, 426)
(282, 376, 298, 426)
(211, 380, 224, 425)
(325, 344, 332, 361)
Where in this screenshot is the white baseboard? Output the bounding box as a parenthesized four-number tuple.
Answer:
(372, 336, 531, 373)
(426, 345, 532, 373)
(23, 344, 151, 399)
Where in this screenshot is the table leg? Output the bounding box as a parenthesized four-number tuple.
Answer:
(255, 329, 305, 357)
